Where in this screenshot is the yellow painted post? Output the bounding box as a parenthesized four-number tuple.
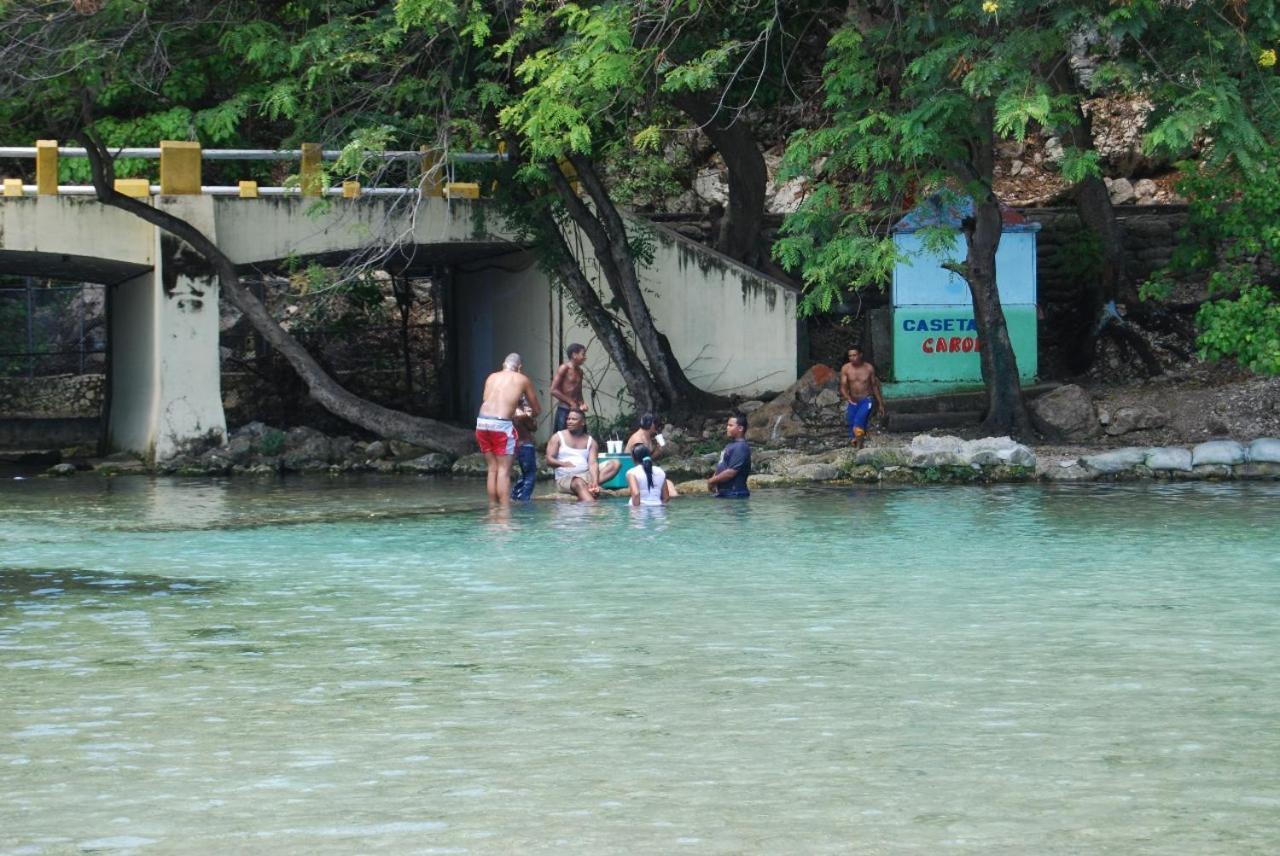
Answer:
(36, 140, 58, 195)
(3, 179, 23, 197)
(557, 158, 581, 195)
(159, 140, 202, 194)
(113, 178, 151, 197)
(420, 147, 444, 197)
(342, 181, 361, 199)
(444, 182, 480, 200)
(490, 142, 506, 195)
(300, 143, 322, 197)
(238, 181, 259, 198)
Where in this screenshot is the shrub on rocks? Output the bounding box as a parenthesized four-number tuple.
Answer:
(398, 453, 454, 474)
(451, 453, 489, 476)
(908, 435, 966, 467)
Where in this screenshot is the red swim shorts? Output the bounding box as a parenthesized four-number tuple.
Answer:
(475, 416, 516, 456)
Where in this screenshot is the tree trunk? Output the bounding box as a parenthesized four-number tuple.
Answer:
(1047, 56, 1138, 373)
(952, 107, 1033, 439)
(669, 90, 768, 267)
(519, 184, 664, 415)
(563, 154, 722, 410)
(79, 131, 475, 457)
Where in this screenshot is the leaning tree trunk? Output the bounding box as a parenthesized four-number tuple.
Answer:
(670, 89, 768, 267)
(80, 131, 475, 456)
(561, 154, 722, 410)
(950, 107, 1033, 439)
(524, 190, 664, 415)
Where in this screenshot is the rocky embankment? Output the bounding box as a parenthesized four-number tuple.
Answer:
(44, 420, 1280, 488)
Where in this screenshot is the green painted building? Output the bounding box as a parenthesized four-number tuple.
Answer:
(891, 195, 1039, 383)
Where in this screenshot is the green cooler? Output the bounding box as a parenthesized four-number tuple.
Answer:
(598, 453, 635, 490)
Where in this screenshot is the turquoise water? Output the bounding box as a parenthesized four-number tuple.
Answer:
(2, 476, 1279, 854)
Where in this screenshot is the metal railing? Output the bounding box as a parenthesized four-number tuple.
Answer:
(1, 140, 507, 199)
(0, 146, 505, 162)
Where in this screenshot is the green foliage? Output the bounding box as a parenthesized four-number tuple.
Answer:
(772, 1, 1095, 315)
(1145, 159, 1280, 375)
(1197, 284, 1280, 374)
(257, 429, 286, 457)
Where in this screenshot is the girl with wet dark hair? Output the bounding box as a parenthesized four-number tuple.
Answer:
(626, 443, 670, 506)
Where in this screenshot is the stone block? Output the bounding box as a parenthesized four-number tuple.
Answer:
(1190, 464, 1234, 479)
(1237, 462, 1280, 479)
(1144, 447, 1192, 472)
(1246, 438, 1280, 463)
(1081, 447, 1148, 474)
(1191, 440, 1245, 467)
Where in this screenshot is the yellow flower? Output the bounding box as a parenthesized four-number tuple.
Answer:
(1260, 49, 1278, 69)
(982, 0, 1000, 12)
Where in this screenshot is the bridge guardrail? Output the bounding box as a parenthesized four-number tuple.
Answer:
(1, 141, 505, 200)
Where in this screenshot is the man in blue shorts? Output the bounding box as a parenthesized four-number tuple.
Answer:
(839, 345, 886, 449)
(707, 413, 751, 498)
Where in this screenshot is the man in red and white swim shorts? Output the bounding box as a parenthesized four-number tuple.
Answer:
(476, 353, 541, 506)
(475, 415, 516, 457)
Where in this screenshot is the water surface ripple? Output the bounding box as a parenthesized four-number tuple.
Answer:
(1, 477, 1278, 854)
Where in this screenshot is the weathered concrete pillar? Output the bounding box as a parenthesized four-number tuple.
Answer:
(108, 195, 226, 462)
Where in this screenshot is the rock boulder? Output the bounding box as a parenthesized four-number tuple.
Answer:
(745, 364, 837, 444)
(1105, 405, 1168, 436)
(1030, 384, 1099, 440)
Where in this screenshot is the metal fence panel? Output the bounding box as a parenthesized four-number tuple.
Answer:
(0, 283, 106, 377)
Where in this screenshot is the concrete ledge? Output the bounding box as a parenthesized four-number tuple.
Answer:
(0, 416, 99, 450)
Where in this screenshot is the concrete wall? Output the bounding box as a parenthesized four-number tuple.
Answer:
(0, 196, 153, 266)
(213, 196, 518, 266)
(108, 270, 158, 454)
(455, 220, 799, 440)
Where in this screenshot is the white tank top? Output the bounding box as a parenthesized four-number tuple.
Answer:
(556, 430, 592, 473)
(630, 464, 667, 505)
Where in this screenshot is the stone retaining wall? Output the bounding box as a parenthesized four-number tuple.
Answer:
(0, 374, 104, 417)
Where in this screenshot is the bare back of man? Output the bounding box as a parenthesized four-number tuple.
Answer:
(476, 353, 540, 506)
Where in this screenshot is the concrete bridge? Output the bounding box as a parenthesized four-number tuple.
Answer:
(0, 144, 799, 461)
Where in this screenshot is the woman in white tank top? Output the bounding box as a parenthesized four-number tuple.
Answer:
(627, 444, 670, 506)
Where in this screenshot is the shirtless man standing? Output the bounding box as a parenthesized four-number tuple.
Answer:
(840, 345, 886, 449)
(476, 353, 541, 505)
(549, 343, 588, 432)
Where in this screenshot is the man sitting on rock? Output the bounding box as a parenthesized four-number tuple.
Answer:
(545, 409, 620, 501)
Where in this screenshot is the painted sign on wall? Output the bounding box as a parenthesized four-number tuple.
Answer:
(892, 305, 1038, 382)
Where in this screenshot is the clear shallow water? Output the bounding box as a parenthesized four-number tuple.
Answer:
(1, 476, 1278, 855)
